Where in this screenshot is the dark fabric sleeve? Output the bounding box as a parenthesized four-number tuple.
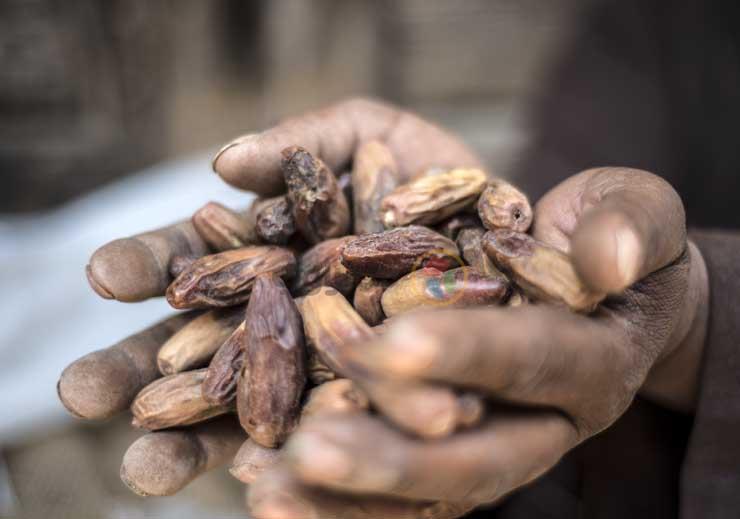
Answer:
(681, 231, 740, 518)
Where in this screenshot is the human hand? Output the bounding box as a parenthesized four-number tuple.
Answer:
(251, 165, 708, 517)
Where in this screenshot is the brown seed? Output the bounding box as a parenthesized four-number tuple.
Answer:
(192, 201, 258, 251)
(255, 195, 296, 245)
(298, 287, 375, 377)
(166, 246, 296, 309)
(477, 180, 533, 232)
(157, 308, 243, 375)
(131, 369, 232, 430)
(292, 236, 358, 297)
(202, 322, 246, 405)
(435, 213, 482, 240)
(239, 274, 306, 448)
(86, 219, 209, 302)
(58, 313, 195, 420)
(351, 140, 400, 234)
(352, 277, 389, 326)
(380, 266, 510, 318)
(456, 226, 506, 278)
(380, 168, 487, 228)
(282, 146, 351, 244)
(341, 226, 461, 279)
(483, 230, 604, 312)
(301, 379, 370, 419)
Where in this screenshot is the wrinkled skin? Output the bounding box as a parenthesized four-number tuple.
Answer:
(63, 98, 708, 516)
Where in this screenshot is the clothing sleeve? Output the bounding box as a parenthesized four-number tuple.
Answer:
(681, 231, 740, 518)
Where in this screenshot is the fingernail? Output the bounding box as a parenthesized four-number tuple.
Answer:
(211, 133, 257, 172)
(287, 433, 354, 482)
(614, 224, 641, 288)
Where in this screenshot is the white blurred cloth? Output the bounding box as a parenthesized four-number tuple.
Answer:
(0, 152, 255, 444)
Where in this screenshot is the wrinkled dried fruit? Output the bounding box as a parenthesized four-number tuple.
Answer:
(341, 226, 461, 279)
(298, 287, 375, 377)
(292, 236, 358, 297)
(381, 168, 487, 228)
(457, 226, 506, 278)
(381, 266, 510, 318)
(192, 201, 257, 251)
(301, 379, 369, 419)
(166, 246, 296, 309)
(239, 274, 306, 448)
(435, 213, 482, 240)
(483, 230, 604, 312)
(477, 180, 533, 233)
(202, 322, 246, 405)
(255, 195, 296, 245)
(282, 146, 351, 244)
(157, 308, 243, 375)
(131, 369, 231, 430)
(353, 277, 389, 326)
(352, 140, 400, 234)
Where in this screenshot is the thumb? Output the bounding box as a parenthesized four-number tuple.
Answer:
(569, 168, 686, 293)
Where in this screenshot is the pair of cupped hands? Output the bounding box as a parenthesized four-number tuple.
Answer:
(70, 98, 708, 518)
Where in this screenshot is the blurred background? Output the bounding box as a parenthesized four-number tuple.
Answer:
(0, 1, 588, 517)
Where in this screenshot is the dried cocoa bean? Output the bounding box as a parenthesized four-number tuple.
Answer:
(157, 308, 243, 375)
(192, 201, 257, 251)
(380, 266, 510, 318)
(166, 246, 296, 309)
(282, 146, 351, 243)
(435, 213, 482, 240)
(202, 322, 246, 405)
(381, 168, 487, 228)
(351, 140, 400, 234)
(456, 226, 506, 278)
(131, 369, 231, 430)
(292, 236, 358, 297)
(483, 229, 604, 312)
(477, 180, 533, 232)
(298, 287, 374, 377)
(341, 225, 461, 279)
(352, 277, 389, 326)
(238, 274, 306, 448)
(255, 195, 296, 245)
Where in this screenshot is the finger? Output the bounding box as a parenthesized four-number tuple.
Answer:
(120, 416, 244, 496)
(535, 167, 686, 293)
(284, 412, 576, 504)
(87, 220, 209, 302)
(347, 306, 634, 429)
(248, 465, 473, 519)
(57, 312, 196, 420)
(358, 378, 483, 439)
(212, 97, 482, 195)
(230, 438, 282, 484)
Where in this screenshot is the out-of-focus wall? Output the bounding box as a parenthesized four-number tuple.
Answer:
(1, 0, 587, 212)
